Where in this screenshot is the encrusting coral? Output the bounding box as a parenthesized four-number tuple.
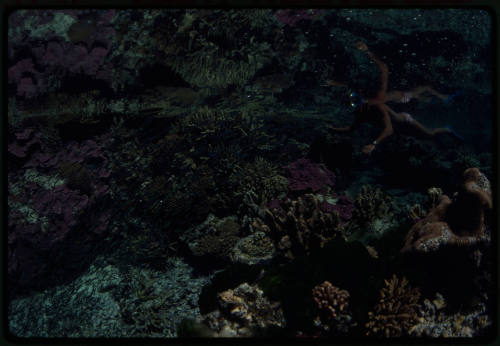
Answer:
(365, 275, 421, 337)
(401, 168, 491, 253)
(187, 216, 241, 260)
(252, 194, 343, 259)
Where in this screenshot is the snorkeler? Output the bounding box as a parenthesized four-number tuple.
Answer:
(323, 40, 462, 154)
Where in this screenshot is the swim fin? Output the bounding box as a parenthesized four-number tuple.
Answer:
(444, 90, 462, 104)
(445, 125, 464, 141)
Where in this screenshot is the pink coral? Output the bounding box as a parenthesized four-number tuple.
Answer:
(319, 195, 354, 221)
(8, 10, 116, 98)
(284, 158, 335, 194)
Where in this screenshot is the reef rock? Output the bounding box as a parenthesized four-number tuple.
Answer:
(401, 168, 491, 253)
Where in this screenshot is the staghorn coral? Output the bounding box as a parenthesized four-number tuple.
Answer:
(366, 275, 421, 337)
(401, 168, 491, 253)
(202, 282, 285, 337)
(312, 281, 354, 334)
(252, 194, 343, 259)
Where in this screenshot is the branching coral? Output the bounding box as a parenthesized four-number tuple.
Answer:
(352, 185, 393, 226)
(312, 281, 354, 333)
(366, 275, 421, 337)
(252, 194, 343, 259)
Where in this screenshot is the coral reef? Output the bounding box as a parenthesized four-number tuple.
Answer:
(284, 158, 335, 194)
(351, 185, 393, 226)
(347, 185, 394, 239)
(155, 10, 276, 89)
(401, 168, 491, 253)
(231, 232, 276, 265)
(181, 215, 242, 261)
(274, 9, 324, 27)
(426, 187, 444, 209)
(252, 194, 343, 259)
(228, 156, 288, 206)
(408, 204, 426, 224)
(366, 275, 421, 337)
(316, 194, 354, 222)
(312, 281, 354, 334)
(8, 10, 115, 99)
(8, 128, 112, 296)
(201, 282, 285, 337)
(8, 127, 42, 160)
(409, 293, 491, 337)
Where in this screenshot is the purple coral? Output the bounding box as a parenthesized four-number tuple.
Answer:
(284, 158, 335, 194)
(7, 10, 116, 98)
(8, 128, 41, 158)
(319, 195, 354, 222)
(8, 132, 113, 295)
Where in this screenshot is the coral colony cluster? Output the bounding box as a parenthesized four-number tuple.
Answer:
(8, 9, 493, 339)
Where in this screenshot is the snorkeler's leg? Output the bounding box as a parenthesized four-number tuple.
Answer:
(367, 51, 389, 98)
(410, 85, 448, 101)
(409, 120, 451, 137)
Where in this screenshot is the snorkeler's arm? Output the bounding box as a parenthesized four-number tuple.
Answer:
(329, 114, 362, 133)
(322, 80, 349, 88)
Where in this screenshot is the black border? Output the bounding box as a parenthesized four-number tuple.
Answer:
(1, 1, 499, 346)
